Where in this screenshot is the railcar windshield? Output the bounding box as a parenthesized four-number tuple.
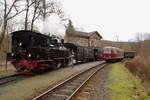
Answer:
(103, 49, 112, 54)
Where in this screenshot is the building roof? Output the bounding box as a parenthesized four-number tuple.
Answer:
(66, 30, 103, 39)
(89, 31, 103, 39)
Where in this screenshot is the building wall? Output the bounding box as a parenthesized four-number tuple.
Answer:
(64, 32, 102, 48)
(89, 33, 101, 48)
(65, 36, 89, 47)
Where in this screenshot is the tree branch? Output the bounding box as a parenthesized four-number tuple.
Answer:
(7, 9, 25, 20)
(6, 0, 17, 17)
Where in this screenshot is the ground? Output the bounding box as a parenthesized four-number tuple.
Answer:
(81, 62, 150, 100)
(0, 61, 103, 100)
(0, 61, 149, 100)
(0, 61, 16, 77)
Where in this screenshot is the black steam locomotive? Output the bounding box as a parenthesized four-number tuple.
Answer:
(7, 30, 102, 74)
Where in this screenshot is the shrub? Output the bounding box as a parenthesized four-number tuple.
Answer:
(125, 56, 150, 81)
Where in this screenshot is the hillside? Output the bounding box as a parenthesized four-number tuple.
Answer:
(101, 40, 137, 51)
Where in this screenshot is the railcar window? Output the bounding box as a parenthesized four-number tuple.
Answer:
(111, 50, 114, 53)
(113, 50, 117, 54)
(117, 50, 120, 54)
(104, 49, 111, 53)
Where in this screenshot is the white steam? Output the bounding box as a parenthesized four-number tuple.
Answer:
(38, 14, 65, 38)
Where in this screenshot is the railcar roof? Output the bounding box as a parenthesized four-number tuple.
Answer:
(104, 46, 124, 51)
(104, 46, 119, 49)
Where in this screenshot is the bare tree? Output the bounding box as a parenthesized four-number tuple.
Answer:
(25, 0, 65, 30)
(0, 0, 24, 44)
(6, 19, 17, 33)
(134, 32, 143, 54)
(143, 33, 150, 40)
(135, 32, 143, 42)
(24, 0, 35, 30)
(31, 0, 41, 30)
(39, 0, 65, 21)
(0, 14, 3, 29)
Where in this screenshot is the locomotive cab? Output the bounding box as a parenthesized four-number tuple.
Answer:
(8, 30, 48, 60)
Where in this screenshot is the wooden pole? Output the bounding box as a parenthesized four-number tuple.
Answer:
(5, 51, 8, 72)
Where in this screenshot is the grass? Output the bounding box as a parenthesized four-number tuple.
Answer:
(0, 70, 16, 77)
(106, 62, 150, 100)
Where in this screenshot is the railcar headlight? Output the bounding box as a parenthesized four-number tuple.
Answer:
(19, 42, 22, 46)
(28, 53, 31, 57)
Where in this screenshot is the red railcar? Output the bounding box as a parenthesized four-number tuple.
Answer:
(101, 46, 124, 62)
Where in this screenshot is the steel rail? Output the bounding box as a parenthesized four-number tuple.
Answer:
(0, 73, 29, 85)
(32, 62, 106, 100)
(67, 64, 107, 100)
(0, 73, 21, 80)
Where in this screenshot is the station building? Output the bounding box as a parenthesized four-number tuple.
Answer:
(64, 30, 103, 48)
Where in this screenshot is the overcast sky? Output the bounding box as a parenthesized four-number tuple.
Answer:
(60, 0, 150, 41)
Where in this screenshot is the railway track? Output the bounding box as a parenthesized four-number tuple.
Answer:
(32, 63, 107, 100)
(68, 63, 108, 100)
(0, 74, 29, 85)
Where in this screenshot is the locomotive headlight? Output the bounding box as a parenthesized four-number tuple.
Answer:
(19, 42, 22, 46)
(11, 53, 14, 56)
(28, 53, 31, 57)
